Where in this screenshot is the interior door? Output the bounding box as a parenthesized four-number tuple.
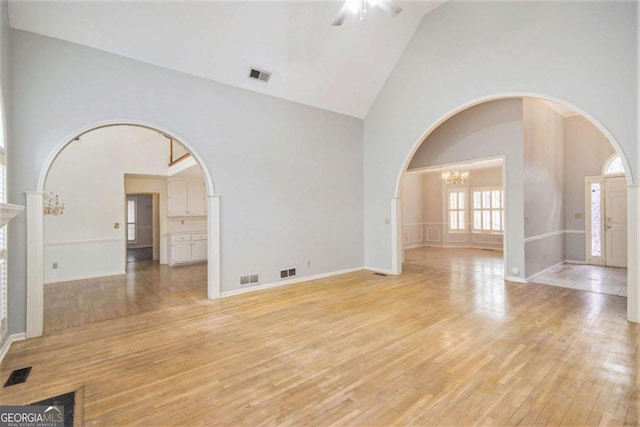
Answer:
(604, 176, 627, 267)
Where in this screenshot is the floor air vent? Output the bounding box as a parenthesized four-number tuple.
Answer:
(4, 367, 32, 387)
(240, 274, 260, 286)
(249, 68, 271, 82)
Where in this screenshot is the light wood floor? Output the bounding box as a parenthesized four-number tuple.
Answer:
(43, 261, 207, 333)
(1, 247, 638, 425)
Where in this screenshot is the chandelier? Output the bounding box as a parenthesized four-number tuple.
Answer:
(43, 192, 64, 215)
(442, 170, 469, 185)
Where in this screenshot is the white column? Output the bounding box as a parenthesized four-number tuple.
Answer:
(25, 191, 44, 338)
(391, 197, 402, 275)
(207, 195, 221, 299)
(627, 185, 639, 323)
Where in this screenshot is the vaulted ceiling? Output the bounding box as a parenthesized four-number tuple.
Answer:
(8, 1, 444, 118)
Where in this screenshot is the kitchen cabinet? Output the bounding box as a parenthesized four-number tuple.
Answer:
(168, 232, 207, 265)
(167, 179, 206, 216)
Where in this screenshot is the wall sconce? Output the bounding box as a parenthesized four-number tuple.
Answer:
(43, 192, 64, 215)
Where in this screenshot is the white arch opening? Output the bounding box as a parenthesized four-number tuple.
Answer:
(26, 120, 221, 338)
(390, 93, 637, 323)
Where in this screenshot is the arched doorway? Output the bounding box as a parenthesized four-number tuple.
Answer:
(391, 94, 635, 321)
(25, 121, 221, 338)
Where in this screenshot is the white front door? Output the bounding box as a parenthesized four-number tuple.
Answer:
(604, 176, 627, 267)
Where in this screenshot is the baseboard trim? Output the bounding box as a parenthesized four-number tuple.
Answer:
(364, 266, 394, 275)
(408, 244, 503, 251)
(565, 259, 587, 265)
(506, 275, 526, 283)
(45, 270, 126, 284)
(221, 267, 365, 298)
(0, 333, 27, 363)
(526, 261, 565, 283)
(403, 244, 424, 250)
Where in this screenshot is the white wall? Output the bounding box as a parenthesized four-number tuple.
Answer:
(364, 1, 637, 284)
(523, 99, 565, 277)
(7, 30, 364, 334)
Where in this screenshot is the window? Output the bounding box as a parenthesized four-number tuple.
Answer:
(472, 187, 504, 233)
(127, 198, 136, 242)
(604, 155, 625, 175)
(590, 182, 602, 257)
(447, 189, 467, 232)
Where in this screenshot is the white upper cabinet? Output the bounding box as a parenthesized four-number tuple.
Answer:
(167, 179, 206, 216)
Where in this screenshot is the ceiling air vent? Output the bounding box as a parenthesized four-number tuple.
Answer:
(249, 67, 271, 83)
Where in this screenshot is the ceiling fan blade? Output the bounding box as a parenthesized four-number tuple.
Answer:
(332, 1, 351, 26)
(377, 0, 403, 17)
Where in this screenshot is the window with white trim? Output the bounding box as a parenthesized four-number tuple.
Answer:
(604, 155, 625, 175)
(472, 187, 504, 233)
(127, 199, 137, 242)
(447, 189, 467, 232)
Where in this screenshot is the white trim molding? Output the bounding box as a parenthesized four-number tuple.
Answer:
(0, 333, 26, 364)
(525, 261, 565, 282)
(44, 238, 125, 247)
(627, 185, 639, 322)
(391, 198, 402, 275)
(26, 192, 44, 339)
(524, 230, 566, 243)
(207, 195, 221, 299)
(221, 267, 364, 298)
(565, 229, 586, 234)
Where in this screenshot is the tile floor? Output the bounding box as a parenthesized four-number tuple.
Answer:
(529, 263, 627, 297)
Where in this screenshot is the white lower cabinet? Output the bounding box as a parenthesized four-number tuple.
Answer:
(168, 232, 208, 265)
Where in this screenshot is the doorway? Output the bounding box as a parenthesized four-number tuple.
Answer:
(586, 174, 627, 268)
(126, 193, 158, 264)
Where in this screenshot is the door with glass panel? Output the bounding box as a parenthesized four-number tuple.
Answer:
(585, 176, 627, 267)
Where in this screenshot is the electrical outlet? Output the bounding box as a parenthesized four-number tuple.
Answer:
(52, 262, 58, 270)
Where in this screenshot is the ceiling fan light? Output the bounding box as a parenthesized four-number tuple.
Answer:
(347, 0, 360, 14)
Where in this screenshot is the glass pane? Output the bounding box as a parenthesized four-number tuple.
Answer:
(482, 191, 490, 209)
(458, 192, 465, 209)
(449, 192, 457, 210)
(450, 211, 457, 230)
(492, 210, 501, 231)
(127, 224, 136, 241)
(590, 183, 601, 257)
(492, 190, 501, 209)
(482, 211, 490, 230)
(474, 211, 482, 230)
(127, 200, 136, 223)
(458, 211, 465, 230)
(473, 192, 481, 209)
(605, 156, 624, 175)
